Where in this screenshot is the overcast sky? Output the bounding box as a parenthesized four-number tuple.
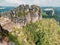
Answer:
(0, 0, 60, 7)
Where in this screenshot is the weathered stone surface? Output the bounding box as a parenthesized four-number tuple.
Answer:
(25, 12, 31, 24)
(0, 4, 42, 29)
(0, 17, 19, 32)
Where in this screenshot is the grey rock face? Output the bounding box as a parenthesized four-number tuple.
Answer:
(0, 4, 42, 27)
(25, 12, 31, 24)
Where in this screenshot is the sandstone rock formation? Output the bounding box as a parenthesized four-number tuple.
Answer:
(0, 4, 42, 32)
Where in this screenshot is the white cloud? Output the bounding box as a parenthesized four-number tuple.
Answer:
(5, 0, 18, 3)
(0, 0, 60, 6)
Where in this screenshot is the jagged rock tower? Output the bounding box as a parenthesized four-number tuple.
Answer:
(1, 4, 42, 27)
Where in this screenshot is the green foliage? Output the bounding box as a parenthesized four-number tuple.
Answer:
(9, 18, 60, 45)
(17, 11, 29, 17)
(24, 19, 60, 45)
(18, 11, 25, 17)
(42, 12, 48, 17)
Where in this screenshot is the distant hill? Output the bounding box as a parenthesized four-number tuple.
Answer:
(0, 6, 15, 13)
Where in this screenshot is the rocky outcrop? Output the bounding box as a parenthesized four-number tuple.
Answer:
(0, 4, 42, 29)
(0, 17, 18, 32)
(44, 8, 54, 16)
(0, 5, 42, 45)
(0, 24, 9, 35)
